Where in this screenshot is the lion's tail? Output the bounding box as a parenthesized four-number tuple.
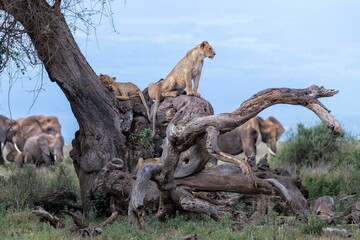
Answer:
(152, 82, 162, 139)
(138, 91, 150, 122)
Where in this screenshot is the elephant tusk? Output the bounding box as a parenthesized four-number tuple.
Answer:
(267, 147, 276, 156)
(14, 143, 22, 153)
(54, 155, 57, 162)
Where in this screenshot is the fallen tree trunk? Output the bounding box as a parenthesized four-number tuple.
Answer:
(129, 85, 343, 227)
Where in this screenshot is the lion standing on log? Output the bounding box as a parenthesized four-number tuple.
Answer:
(149, 40, 216, 137)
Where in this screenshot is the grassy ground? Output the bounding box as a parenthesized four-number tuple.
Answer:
(1, 130, 360, 239)
(1, 208, 360, 240)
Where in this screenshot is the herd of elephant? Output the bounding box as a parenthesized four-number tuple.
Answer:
(0, 115, 64, 167)
(0, 114, 285, 167)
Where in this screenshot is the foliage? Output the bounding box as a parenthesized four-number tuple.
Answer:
(300, 165, 360, 199)
(129, 128, 152, 148)
(272, 122, 360, 199)
(0, 159, 79, 211)
(299, 215, 325, 236)
(2, 209, 359, 240)
(272, 122, 341, 167)
(0, 1, 116, 75)
(0, 160, 359, 239)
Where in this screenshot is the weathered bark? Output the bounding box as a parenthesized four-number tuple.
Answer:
(33, 191, 82, 214)
(33, 198, 119, 236)
(130, 85, 342, 227)
(0, 0, 154, 212)
(32, 206, 65, 229)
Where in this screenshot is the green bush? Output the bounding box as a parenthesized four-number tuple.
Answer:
(272, 123, 341, 167)
(272, 122, 360, 198)
(129, 128, 152, 148)
(300, 166, 360, 198)
(0, 160, 79, 211)
(299, 215, 325, 236)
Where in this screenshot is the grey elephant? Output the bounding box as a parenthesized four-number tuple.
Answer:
(0, 114, 62, 164)
(21, 133, 64, 167)
(213, 116, 285, 164)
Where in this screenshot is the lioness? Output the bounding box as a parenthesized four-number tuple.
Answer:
(149, 40, 216, 137)
(99, 74, 150, 120)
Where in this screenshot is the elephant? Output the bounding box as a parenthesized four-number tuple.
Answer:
(0, 115, 14, 164)
(0, 114, 62, 164)
(20, 133, 64, 167)
(215, 116, 285, 163)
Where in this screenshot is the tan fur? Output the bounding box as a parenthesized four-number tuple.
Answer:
(134, 157, 160, 173)
(149, 41, 216, 137)
(99, 74, 150, 120)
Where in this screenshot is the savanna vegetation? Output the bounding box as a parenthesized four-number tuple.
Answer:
(0, 1, 357, 239)
(0, 122, 360, 239)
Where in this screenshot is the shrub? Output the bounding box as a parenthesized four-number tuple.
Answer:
(300, 166, 359, 198)
(0, 160, 79, 211)
(300, 215, 325, 236)
(272, 122, 360, 198)
(272, 123, 341, 167)
(129, 128, 152, 148)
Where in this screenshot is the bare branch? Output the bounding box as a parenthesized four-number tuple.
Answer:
(32, 206, 65, 228)
(173, 85, 343, 146)
(53, 0, 61, 11)
(205, 126, 251, 174)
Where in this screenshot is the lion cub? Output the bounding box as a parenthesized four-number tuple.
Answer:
(149, 40, 216, 137)
(99, 74, 150, 120)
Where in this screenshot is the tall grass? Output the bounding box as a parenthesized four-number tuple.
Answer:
(0, 159, 79, 211)
(272, 123, 342, 167)
(271, 122, 360, 199)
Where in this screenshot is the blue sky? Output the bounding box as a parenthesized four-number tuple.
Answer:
(1, 0, 359, 143)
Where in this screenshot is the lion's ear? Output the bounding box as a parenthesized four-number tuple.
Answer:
(99, 73, 104, 77)
(200, 41, 208, 49)
(112, 77, 116, 81)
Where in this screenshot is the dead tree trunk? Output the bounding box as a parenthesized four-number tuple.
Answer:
(129, 85, 343, 226)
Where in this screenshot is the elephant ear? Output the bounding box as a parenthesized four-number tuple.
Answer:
(0, 128, 6, 143)
(37, 134, 51, 155)
(0, 116, 11, 143)
(266, 116, 285, 137)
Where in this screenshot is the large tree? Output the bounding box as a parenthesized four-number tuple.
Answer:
(0, 0, 343, 228)
(0, 0, 138, 212)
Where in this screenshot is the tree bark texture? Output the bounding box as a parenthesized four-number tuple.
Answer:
(129, 85, 342, 226)
(0, 0, 153, 212)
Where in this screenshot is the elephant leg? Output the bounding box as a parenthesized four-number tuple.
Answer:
(41, 152, 53, 167)
(244, 145, 256, 159)
(0, 144, 5, 164)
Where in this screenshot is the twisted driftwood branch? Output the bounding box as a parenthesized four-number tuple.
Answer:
(174, 85, 342, 146)
(129, 85, 342, 227)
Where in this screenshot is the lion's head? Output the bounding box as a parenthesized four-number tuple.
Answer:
(199, 41, 216, 59)
(99, 73, 116, 87)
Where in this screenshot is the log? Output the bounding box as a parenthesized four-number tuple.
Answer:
(32, 206, 65, 228)
(33, 191, 81, 214)
(129, 85, 342, 227)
